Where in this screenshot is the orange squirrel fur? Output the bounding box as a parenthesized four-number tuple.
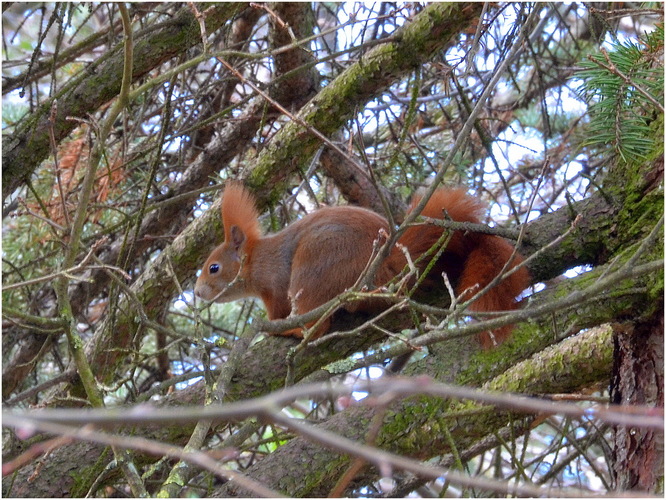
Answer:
(194, 183, 530, 347)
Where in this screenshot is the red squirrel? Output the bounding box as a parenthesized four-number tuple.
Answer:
(194, 183, 530, 347)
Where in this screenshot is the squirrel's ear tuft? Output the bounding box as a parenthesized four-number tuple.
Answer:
(222, 183, 261, 244)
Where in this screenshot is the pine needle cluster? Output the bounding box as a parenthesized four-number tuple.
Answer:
(578, 25, 664, 164)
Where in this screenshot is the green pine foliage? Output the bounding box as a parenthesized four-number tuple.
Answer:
(578, 24, 664, 164)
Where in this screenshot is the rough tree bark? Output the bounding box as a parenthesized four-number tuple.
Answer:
(611, 307, 664, 492)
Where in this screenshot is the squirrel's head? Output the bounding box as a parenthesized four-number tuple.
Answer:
(194, 225, 251, 303)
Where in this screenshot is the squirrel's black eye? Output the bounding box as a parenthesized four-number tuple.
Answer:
(209, 263, 220, 274)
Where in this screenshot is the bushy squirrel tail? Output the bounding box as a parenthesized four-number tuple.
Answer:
(392, 188, 530, 347)
(456, 232, 530, 347)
